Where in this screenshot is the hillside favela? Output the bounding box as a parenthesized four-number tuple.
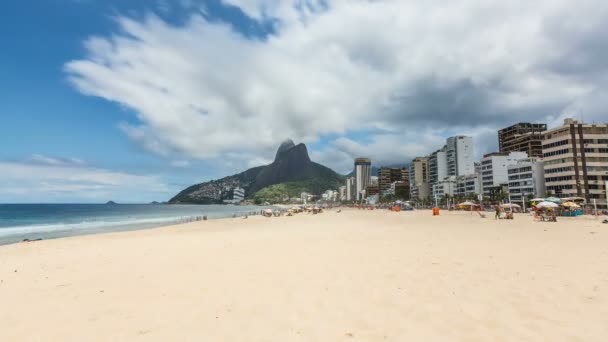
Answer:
(2, 1, 608, 341)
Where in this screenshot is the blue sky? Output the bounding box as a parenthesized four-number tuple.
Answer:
(1, 0, 269, 202)
(1, 0, 607, 203)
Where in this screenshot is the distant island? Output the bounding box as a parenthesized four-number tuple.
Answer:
(170, 139, 344, 204)
(105, 201, 117, 205)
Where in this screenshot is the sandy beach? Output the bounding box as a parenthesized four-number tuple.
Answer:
(1, 209, 607, 341)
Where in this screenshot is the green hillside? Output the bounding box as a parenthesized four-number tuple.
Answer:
(252, 178, 343, 204)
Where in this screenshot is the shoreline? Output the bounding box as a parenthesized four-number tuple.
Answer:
(0, 204, 274, 246)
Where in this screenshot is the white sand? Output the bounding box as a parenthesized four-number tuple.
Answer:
(1, 209, 607, 341)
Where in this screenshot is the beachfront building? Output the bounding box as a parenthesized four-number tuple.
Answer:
(401, 168, 409, 188)
(233, 187, 245, 202)
(223, 187, 245, 204)
(542, 118, 608, 208)
(446, 136, 475, 177)
(322, 190, 338, 202)
(409, 157, 430, 201)
(432, 176, 456, 200)
(428, 148, 448, 185)
(300, 192, 314, 204)
(379, 167, 408, 194)
(338, 186, 346, 201)
(507, 158, 546, 204)
(480, 151, 528, 197)
(354, 158, 372, 201)
(428, 136, 473, 183)
(455, 174, 482, 198)
(345, 177, 356, 201)
(371, 176, 379, 186)
(498, 123, 547, 158)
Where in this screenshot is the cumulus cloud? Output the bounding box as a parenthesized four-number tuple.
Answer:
(65, 0, 608, 170)
(0, 157, 171, 203)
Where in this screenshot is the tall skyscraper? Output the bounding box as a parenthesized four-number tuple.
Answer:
(354, 158, 372, 201)
(498, 123, 547, 158)
(542, 119, 608, 208)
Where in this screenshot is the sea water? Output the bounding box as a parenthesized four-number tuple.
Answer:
(0, 204, 263, 245)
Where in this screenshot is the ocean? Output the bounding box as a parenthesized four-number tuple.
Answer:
(0, 204, 264, 245)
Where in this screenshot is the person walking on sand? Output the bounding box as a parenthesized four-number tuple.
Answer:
(495, 203, 501, 220)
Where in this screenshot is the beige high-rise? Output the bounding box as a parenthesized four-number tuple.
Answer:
(542, 119, 608, 208)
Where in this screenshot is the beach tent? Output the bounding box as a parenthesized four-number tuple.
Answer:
(536, 201, 559, 209)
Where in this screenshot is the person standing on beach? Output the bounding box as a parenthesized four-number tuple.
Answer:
(495, 203, 501, 220)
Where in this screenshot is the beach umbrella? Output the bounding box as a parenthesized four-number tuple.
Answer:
(561, 201, 580, 208)
(531, 198, 545, 202)
(460, 201, 475, 206)
(536, 201, 559, 208)
(544, 197, 562, 204)
(501, 203, 521, 208)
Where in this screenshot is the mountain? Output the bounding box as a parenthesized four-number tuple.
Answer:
(169, 140, 345, 204)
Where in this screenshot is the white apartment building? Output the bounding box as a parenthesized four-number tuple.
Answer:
(455, 174, 481, 198)
(446, 136, 475, 177)
(429, 148, 448, 184)
(300, 192, 314, 203)
(354, 158, 372, 201)
(322, 190, 338, 202)
(233, 187, 245, 202)
(480, 151, 528, 196)
(542, 119, 608, 208)
(432, 176, 457, 199)
(338, 186, 346, 201)
(345, 177, 356, 201)
(507, 158, 546, 204)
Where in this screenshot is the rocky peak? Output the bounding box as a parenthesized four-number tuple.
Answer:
(274, 139, 297, 161)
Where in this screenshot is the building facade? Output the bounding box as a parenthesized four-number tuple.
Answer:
(480, 151, 528, 196)
(345, 177, 356, 201)
(432, 176, 456, 199)
(409, 157, 430, 200)
(446, 136, 475, 177)
(338, 186, 347, 201)
(354, 158, 372, 201)
(428, 148, 448, 185)
(542, 119, 608, 208)
(455, 174, 481, 198)
(378, 167, 407, 194)
(498, 122, 547, 158)
(507, 158, 546, 204)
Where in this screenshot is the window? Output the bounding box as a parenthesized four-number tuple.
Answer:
(545, 175, 573, 182)
(543, 139, 569, 149)
(543, 148, 569, 157)
(545, 166, 573, 174)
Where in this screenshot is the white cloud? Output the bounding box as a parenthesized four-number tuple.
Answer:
(0, 158, 171, 203)
(30, 154, 86, 166)
(65, 0, 608, 170)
